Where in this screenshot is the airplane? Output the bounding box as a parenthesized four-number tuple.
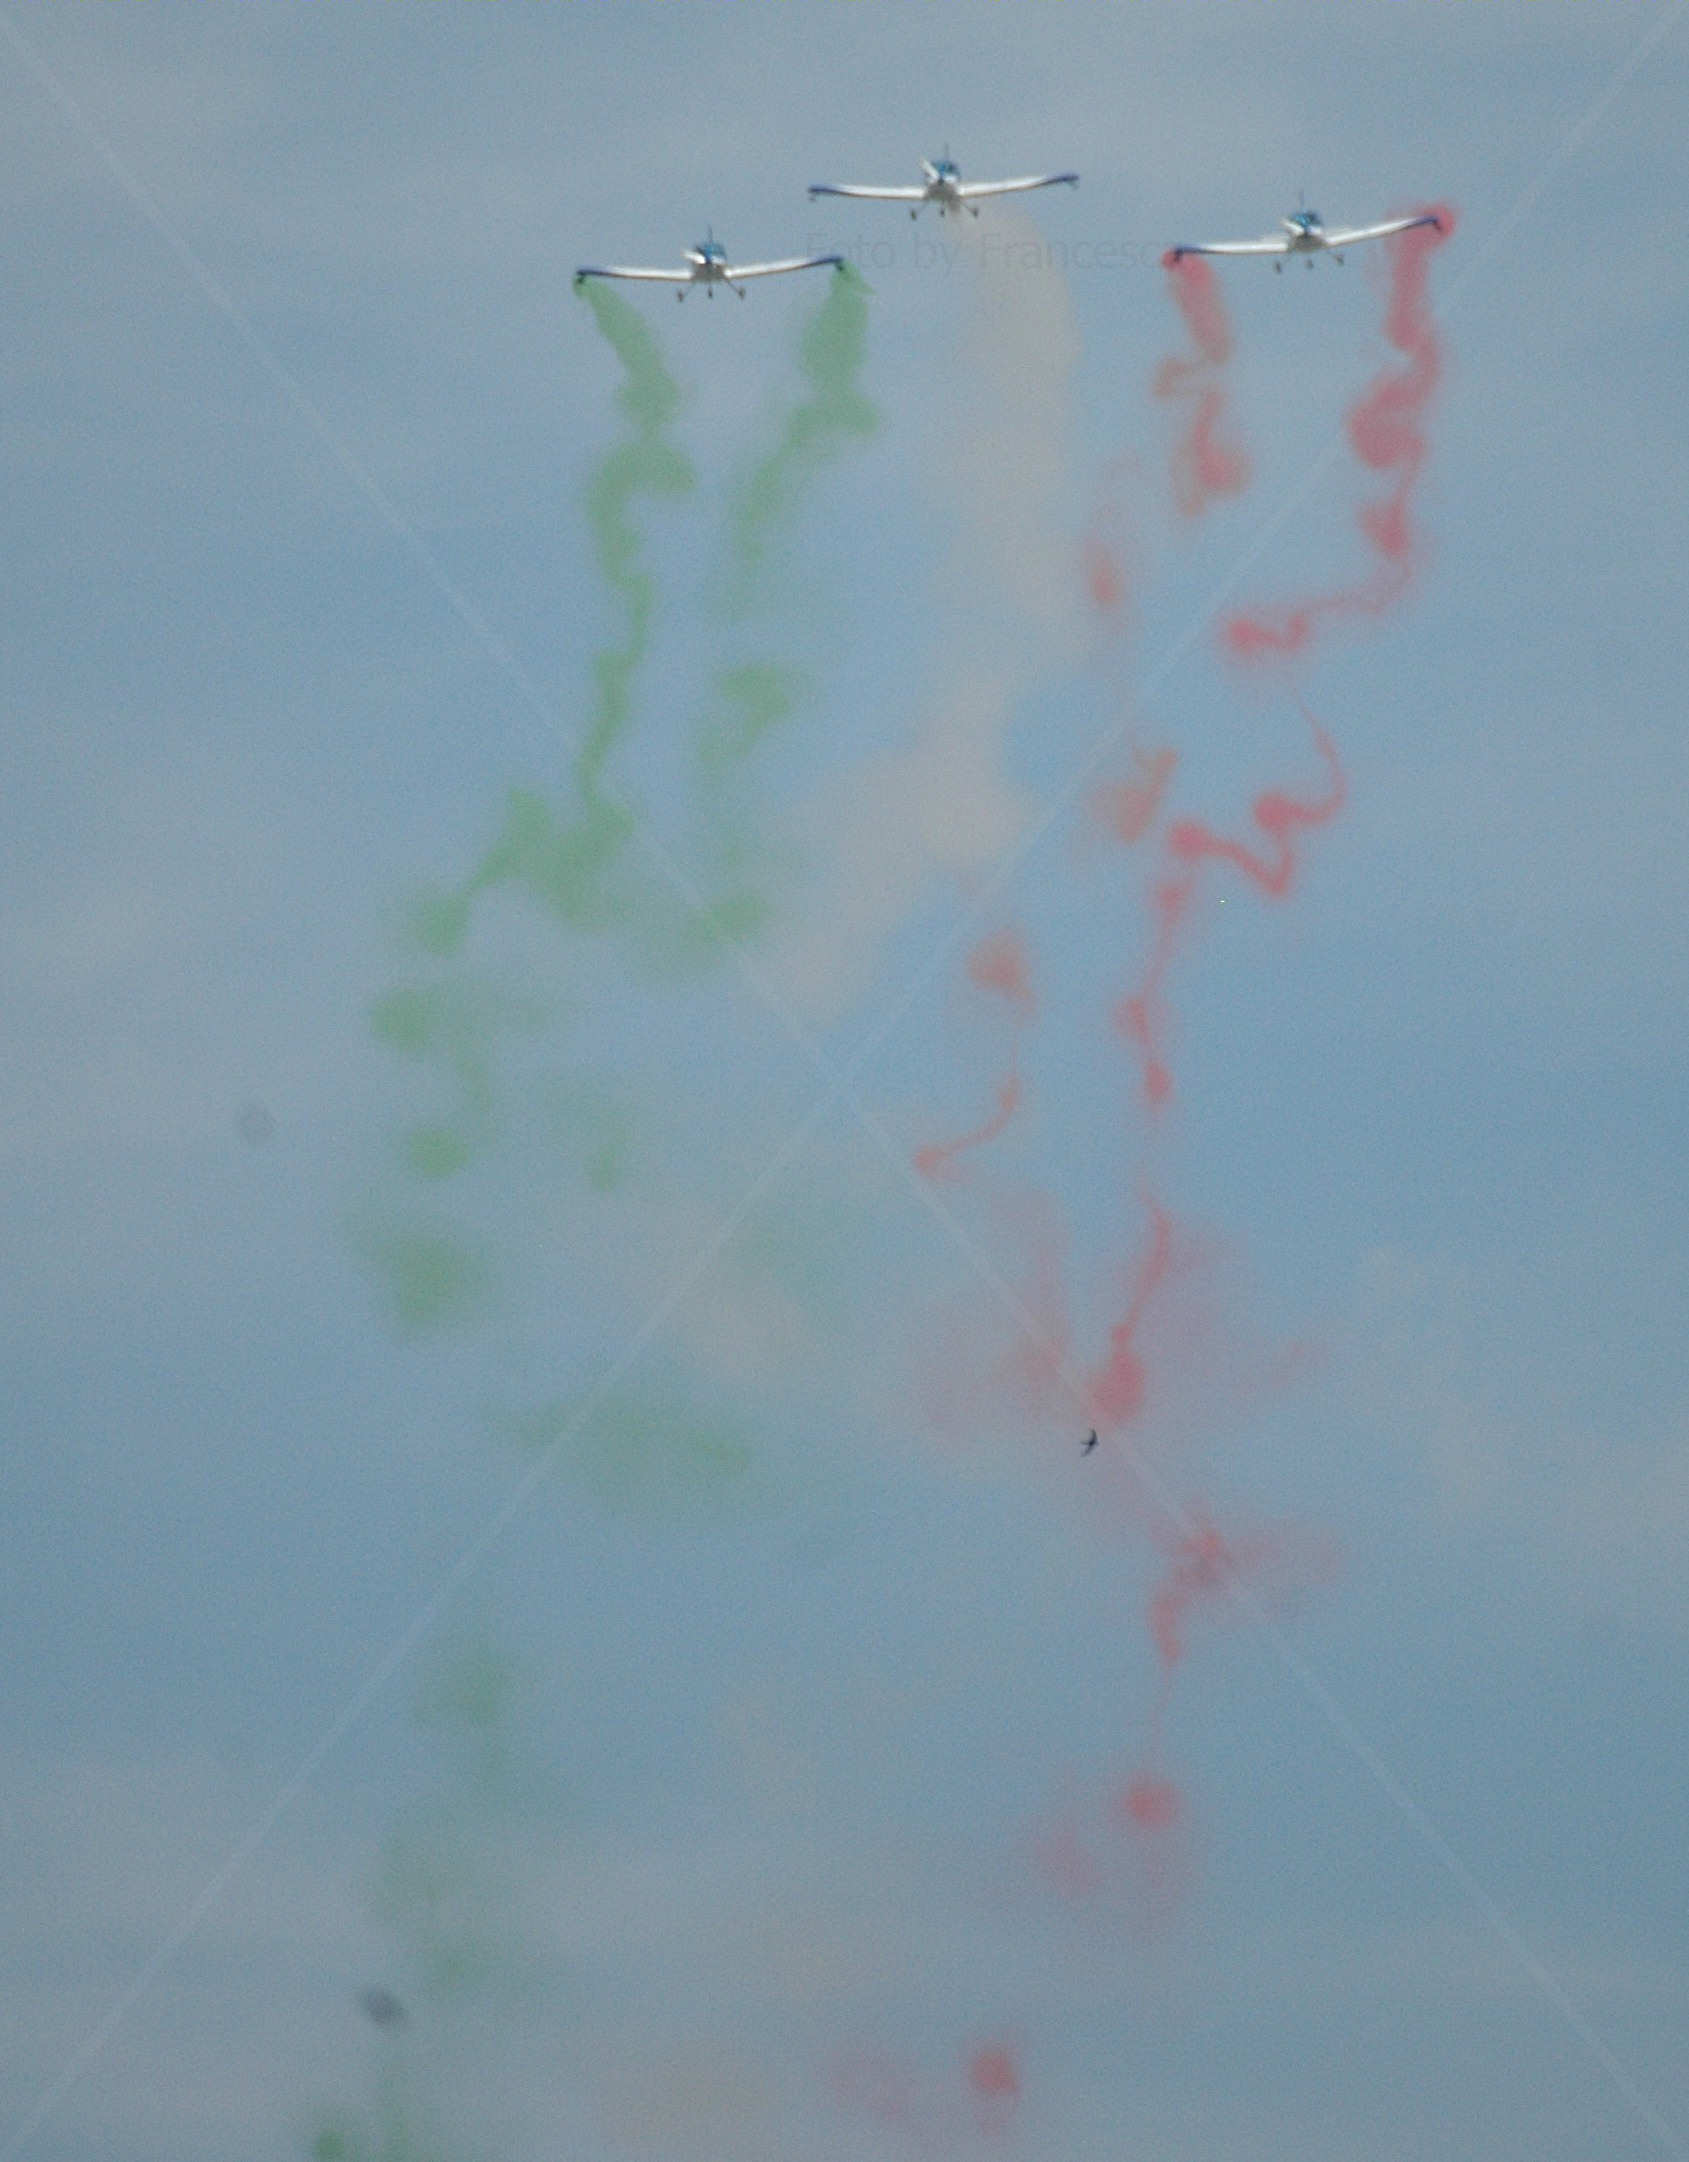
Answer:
(1164, 205, 1444, 271)
(574, 228, 843, 300)
(809, 150, 1079, 220)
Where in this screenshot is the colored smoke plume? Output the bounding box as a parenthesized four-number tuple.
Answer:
(915, 929, 1036, 1179)
(1082, 457, 1143, 632)
(1093, 743, 1178, 848)
(1087, 1194, 1175, 1429)
(1155, 252, 1251, 518)
(729, 263, 877, 600)
(412, 284, 695, 954)
(576, 281, 698, 813)
(1114, 867, 1195, 1112)
(1166, 712, 1345, 897)
(968, 2042, 1022, 2134)
(760, 209, 1078, 1021)
(1118, 710, 1346, 1107)
(1222, 206, 1456, 663)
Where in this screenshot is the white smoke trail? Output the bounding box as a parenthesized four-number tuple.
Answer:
(761, 206, 1083, 1022)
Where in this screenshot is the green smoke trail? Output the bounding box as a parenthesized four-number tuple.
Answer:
(413, 283, 694, 959)
(409, 271, 874, 979)
(305, 1639, 547, 2162)
(321, 256, 879, 2162)
(550, 280, 691, 914)
(578, 280, 695, 802)
(369, 1640, 536, 2000)
(370, 979, 551, 1180)
(350, 1213, 488, 1335)
(308, 2109, 432, 2162)
(727, 263, 876, 605)
(412, 785, 620, 956)
(544, 1071, 638, 1193)
(500, 1392, 765, 1522)
(696, 660, 802, 779)
(604, 873, 776, 981)
(354, 982, 549, 1330)
(659, 268, 875, 944)
(357, 293, 694, 1321)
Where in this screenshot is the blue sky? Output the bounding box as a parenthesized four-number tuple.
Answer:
(2, 5, 1687, 2160)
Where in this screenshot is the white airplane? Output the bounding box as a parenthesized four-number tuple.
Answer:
(574, 229, 843, 300)
(1165, 206, 1444, 271)
(809, 151, 1079, 220)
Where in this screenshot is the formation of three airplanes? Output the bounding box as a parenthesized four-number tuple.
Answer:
(574, 151, 1444, 299)
(579, 157, 1441, 1459)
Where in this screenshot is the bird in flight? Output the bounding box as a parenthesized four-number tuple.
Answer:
(1082, 1429, 1099, 1454)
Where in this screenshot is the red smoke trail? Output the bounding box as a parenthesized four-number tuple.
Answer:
(1091, 742, 1178, 849)
(1149, 1509, 1293, 1668)
(830, 2043, 1022, 2147)
(1084, 531, 1127, 619)
(1118, 1772, 1182, 1831)
(922, 1193, 1180, 1443)
(1117, 709, 1345, 1107)
(915, 931, 1035, 1180)
(967, 927, 1035, 1015)
(1028, 1760, 1197, 1937)
(909, 203, 1442, 1955)
(915, 1190, 1075, 1448)
(914, 1072, 1022, 1181)
(1112, 1767, 1197, 1940)
(1165, 711, 1345, 897)
(1078, 465, 1178, 883)
(1155, 253, 1252, 518)
(1081, 457, 1142, 634)
(913, 1183, 1330, 1938)
(967, 2042, 1021, 2136)
(1114, 867, 1194, 1111)
(1134, 1505, 1340, 1755)
(1087, 1194, 1174, 1429)
(1222, 206, 1456, 664)
(1089, 1507, 1336, 1933)
(996, 1196, 1073, 1421)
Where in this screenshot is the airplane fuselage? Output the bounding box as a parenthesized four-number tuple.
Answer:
(919, 159, 970, 217)
(1277, 212, 1341, 270)
(679, 241, 740, 297)
(684, 245, 732, 284)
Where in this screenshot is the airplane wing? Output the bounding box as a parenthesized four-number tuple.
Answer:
(954, 172, 1080, 200)
(1165, 236, 1289, 261)
(726, 253, 845, 280)
(574, 264, 690, 285)
(808, 183, 927, 201)
(1318, 212, 1442, 249)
